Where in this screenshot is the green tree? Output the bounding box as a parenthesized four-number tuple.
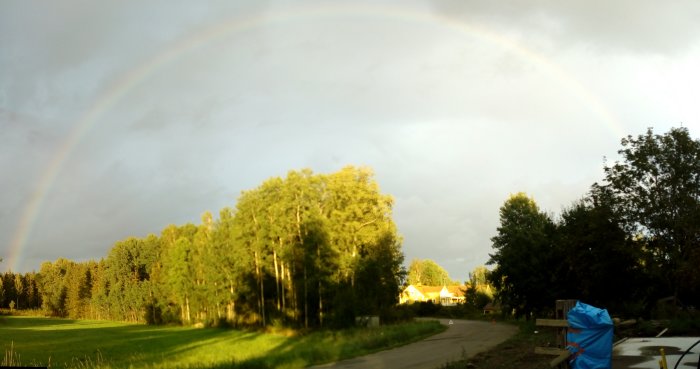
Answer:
(468, 266, 489, 288)
(1, 273, 15, 309)
(234, 186, 270, 326)
(37, 259, 72, 317)
(0, 258, 3, 307)
(208, 207, 250, 325)
(14, 274, 24, 309)
(355, 231, 405, 317)
(103, 237, 158, 322)
(554, 199, 645, 314)
(488, 193, 556, 318)
(165, 236, 195, 323)
(190, 213, 214, 323)
(0, 274, 4, 308)
(406, 259, 455, 286)
(89, 260, 110, 320)
(65, 262, 92, 319)
(322, 166, 403, 325)
(19, 272, 38, 310)
(465, 266, 494, 310)
(155, 224, 197, 324)
(595, 127, 700, 305)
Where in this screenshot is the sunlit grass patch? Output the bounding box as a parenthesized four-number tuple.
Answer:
(0, 316, 444, 368)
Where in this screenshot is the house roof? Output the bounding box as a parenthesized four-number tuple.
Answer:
(413, 286, 444, 294)
(445, 285, 466, 297)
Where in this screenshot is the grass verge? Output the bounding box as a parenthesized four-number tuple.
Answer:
(0, 315, 445, 369)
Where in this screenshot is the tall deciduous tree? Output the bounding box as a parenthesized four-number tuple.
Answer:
(354, 231, 405, 316)
(209, 207, 249, 324)
(465, 266, 493, 310)
(554, 199, 645, 313)
(488, 193, 556, 318)
(13, 274, 23, 309)
(595, 127, 700, 305)
(65, 262, 92, 319)
(103, 236, 158, 322)
(0, 274, 4, 308)
(165, 236, 195, 323)
(37, 259, 72, 316)
(406, 259, 456, 286)
(0, 258, 3, 307)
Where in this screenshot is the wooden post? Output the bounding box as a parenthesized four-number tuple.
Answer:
(535, 300, 578, 368)
(555, 300, 577, 319)
(555, 300, 577, 350)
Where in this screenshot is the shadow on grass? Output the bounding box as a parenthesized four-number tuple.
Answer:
(1, 316, 80, 328)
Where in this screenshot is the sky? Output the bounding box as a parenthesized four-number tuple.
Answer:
(2, 0, 700, 282)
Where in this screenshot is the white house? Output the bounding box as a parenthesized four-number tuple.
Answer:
(399, 285, 466, 306)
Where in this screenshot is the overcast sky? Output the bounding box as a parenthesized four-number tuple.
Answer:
(2, 0, 700, 281)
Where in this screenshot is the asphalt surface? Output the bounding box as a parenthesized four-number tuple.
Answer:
(308, 319, 518, 369)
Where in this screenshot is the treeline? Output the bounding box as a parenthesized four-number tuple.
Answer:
(0, 166, 405, 328)
(0, 271, 41, 311)
(489, 127, 700, 318)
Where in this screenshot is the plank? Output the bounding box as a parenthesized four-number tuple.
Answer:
(534, 347, 569, 356)
(549, 351, 571, 367)
(536, 319, 569, 327)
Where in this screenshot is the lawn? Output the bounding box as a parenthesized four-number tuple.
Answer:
(0, 316, 445, 368)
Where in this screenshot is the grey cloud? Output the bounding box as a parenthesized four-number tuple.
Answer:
(430, 0, 700, 54)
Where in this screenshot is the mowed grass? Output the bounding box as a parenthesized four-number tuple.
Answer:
(0, 316, 445, 369)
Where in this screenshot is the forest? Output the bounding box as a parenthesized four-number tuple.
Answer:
(0, 166, 404, 328)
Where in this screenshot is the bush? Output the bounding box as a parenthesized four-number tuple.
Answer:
(327, 288, 357, 329)
(415, 301, 442, 316)
(379, 305, 415, 324)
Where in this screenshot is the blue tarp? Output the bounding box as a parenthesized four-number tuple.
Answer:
(566, 301, 614, 369)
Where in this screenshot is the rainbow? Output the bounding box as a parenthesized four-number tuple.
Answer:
(5, 3, 623, 271)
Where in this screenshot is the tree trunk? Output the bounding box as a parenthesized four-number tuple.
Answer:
(253, 251, 265, 326)
(304, 262, 308, 329)
(150, 288, 156, 324)
(252, 209, 266, 327)
(287, 265, 296, 321)
(228, 279, 236, 323)
(281, 261, 286, 313)
(317, 241, 323, 327)
(318, 281, 323, 327)
(351, 234, 357, 288)
(227, 301, 234, 322)
(185, 295, 191, 323)
(296, 201, 308, 328)
(274, 249, 280, 311)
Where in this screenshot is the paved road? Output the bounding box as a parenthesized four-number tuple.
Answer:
(309, 319, 518, 369)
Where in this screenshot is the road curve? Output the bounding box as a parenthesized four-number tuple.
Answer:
(308, 319, 518, 369)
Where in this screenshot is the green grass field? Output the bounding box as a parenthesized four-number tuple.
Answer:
(0, 316, 445, 369)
